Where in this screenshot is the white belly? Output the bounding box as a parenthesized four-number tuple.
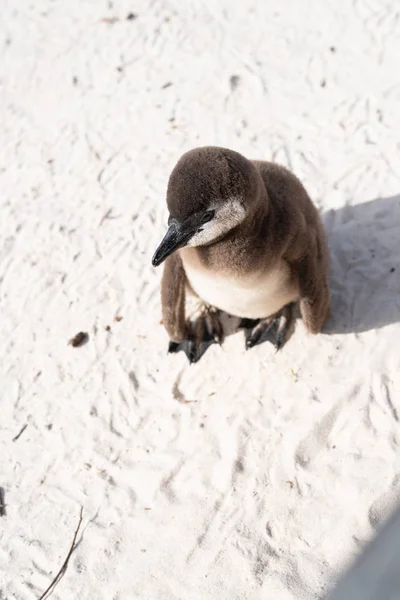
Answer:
(184, 261, 299, 319)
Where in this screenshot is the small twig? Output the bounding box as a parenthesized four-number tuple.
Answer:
(99, 208, 121, 226)
(84, 133, 101, 161)
(99, 208, 113, 226)
(99, 16, 119, 24)
(37, 507, 84, 600)
(12, 424, 28, 442)
(97, 149, 121, 191)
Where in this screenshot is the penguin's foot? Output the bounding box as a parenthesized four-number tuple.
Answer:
(242, 317, 275, 350)
(168, 308, 223, 364)
(240, 304, 295, 351)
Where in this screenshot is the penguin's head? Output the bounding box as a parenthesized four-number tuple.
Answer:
(152, 146, 256, 267)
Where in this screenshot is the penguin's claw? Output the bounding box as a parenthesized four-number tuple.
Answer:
(274, 327, 287, 352)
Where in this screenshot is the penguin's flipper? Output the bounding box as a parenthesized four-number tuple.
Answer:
(295, 241, 330, 334)
(161, 253, 189, 342)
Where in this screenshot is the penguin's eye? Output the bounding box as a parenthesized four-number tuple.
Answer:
(200, 210, 215, 224)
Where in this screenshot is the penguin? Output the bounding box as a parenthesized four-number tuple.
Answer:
(152, 146, 330, 363)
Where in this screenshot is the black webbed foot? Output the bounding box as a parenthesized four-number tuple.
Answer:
(168, 335, 217, 364)
(168, 308, 223, 364)
(243, 318, 277, 349)
(240, 304, 295, 352)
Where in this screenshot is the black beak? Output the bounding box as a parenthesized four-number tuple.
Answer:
(152, 219, 194, 267)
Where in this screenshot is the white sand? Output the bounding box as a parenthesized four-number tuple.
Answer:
(1, 0, 400, 598)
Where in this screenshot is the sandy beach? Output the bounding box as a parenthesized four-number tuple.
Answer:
(1, 0, 400, 598)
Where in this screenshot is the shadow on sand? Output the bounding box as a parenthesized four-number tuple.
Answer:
(324, 193, 400, 335)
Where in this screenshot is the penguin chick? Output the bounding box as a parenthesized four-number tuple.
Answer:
(152, 146, 330, 362)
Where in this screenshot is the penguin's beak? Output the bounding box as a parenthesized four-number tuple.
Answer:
(152, 219, 194, 267)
